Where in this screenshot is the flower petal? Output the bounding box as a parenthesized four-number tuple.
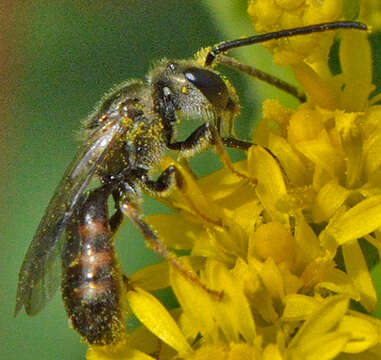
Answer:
(248, 145, 288, 223)
(321, 195, 381, 246)
(282, 294, 319, 322)
(268, 133, 309, 186)
(295, 130, 341, 179)
(293, 214, 322, 271)
(340, 31, 374, 112)
(197, 161, 247, 202)
(290, 332, 349, 360)
(315, 267, 359, 301)
(338, 315, 380, 353)
(289, 295, 349, 349)
(206, 260, 257, 343)
(146, 214, 201, 250)
(130, 262, 170, 291)
(342, 240, 378, 312)
(169, 259, 216, 342)
(87, 343, 155, 360)
(312, 181, 352, 223)
(293, 63, 338, 109)
(126, 287, 192, 356)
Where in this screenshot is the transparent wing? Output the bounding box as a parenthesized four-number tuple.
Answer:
(15, 117, 126, 316)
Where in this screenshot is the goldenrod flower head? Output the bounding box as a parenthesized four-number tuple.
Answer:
(247, 0, 344, 65)
(86, 3, 381, 360)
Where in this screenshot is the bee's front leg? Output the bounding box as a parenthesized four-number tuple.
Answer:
(167, 122, 257, 186)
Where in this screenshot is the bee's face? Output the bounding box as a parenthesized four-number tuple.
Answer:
(150, 60, 238, 125)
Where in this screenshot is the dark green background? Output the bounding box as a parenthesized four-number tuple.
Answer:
(2, 1, 380, 359)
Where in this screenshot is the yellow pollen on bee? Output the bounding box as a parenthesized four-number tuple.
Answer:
(182, 86, 188, 94)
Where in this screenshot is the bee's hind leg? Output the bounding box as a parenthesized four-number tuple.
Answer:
(119, 175, 223, 299)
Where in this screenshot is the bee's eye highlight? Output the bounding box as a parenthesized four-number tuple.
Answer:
(184, 67, 229, 109)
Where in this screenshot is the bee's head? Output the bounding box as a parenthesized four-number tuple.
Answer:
(150, 59, 239, 136)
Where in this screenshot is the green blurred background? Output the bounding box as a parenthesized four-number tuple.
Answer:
(2, 1, 380, 359)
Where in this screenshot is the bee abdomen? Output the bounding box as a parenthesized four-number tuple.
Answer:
(62, 190, 125, 345)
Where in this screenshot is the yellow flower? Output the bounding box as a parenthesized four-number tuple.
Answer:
(253, 31, 380, 313)
(247, 0, 343, 65)
(86, 2, 381, 359)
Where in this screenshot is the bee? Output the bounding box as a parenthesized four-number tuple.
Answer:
(15, 21, 367, 344)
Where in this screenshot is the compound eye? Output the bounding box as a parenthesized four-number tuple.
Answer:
(184, 67, 229, 109)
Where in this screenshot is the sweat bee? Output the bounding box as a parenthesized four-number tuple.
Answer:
(16, 21, 367, 345)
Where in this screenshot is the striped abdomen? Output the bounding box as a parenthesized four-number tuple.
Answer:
(61, 188, 125, 345)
